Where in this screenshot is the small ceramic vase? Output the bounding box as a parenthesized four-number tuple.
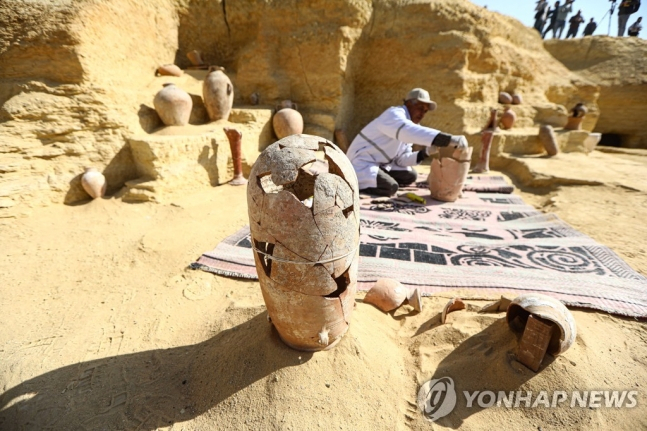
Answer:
(203, 66, 234, 122)
(512, 93, 523, 105)
(499, 92, 513, 104)
(273, 107, 304, 139)
(81, 167, 106, 199)
(500, 107, 516, 130)
(153, 83, 192, 126)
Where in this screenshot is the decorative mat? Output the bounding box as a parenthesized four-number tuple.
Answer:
(192, 183, 647, 317)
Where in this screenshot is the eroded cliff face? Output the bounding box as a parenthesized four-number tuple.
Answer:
(545, 36, 647, 148)
(0, 0, 598, 207)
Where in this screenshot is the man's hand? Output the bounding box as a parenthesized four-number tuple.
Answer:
(425, 145, 439, 156)
(450, 135, 468, 149)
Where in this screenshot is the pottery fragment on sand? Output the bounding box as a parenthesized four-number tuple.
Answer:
(247, 134, 360, 351)
(153, 83, 192, 127)
(81, 167, 107, 199)
(440, 297, 466, 324)
(428, 147, 473, 202)
(364, 278, 422, 312)
(273, 100, 304, 139)
(203, 66, 234, 122)
(156, 64, 183, 77)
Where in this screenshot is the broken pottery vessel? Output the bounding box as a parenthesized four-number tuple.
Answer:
(428, 147, 473, 202)
(539, 124, 559, 156)
(500, 107, 516, 130)
(364, 278, 422, 312)
(247, 134, 360, 351)
(156, 64, 182, 77)
(273, 101, 304, 139)
(506, 293, 576, 355)
(203, 66, 234, 122)
(153, 83, 192, 126)
(441, 297, 466, 324)
(81, 167, 107, 199)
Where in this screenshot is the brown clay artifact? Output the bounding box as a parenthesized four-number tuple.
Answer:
(273, 100, 304, 139)
(203, 66, 234, 122)
(539, 124, 559, 156)
(511, 93, 523, 105)
(224, 127, 247, 186)
(428, 147, 473, 202)
(517, 314, 555, 372)
(187, 50, 206, 68)
(81, 167, 107, 199)
(247, 134, 360, 351)
(473, 109, 498, 173)
(156, 64, 183, 77)
(364, 278, 408, 312)
(153, 83, 192, 126)
(441, 297, 466, 324)
(498, 92, 513, 104)
(500, 107, 516, 130)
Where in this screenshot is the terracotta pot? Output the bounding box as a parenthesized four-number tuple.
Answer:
(428, 147, 473, 202)
(564, 116, 583, 131)
(500, 107, 516, 130)
(364, 278, 408, 312)
(156, 64, 182, 77)
(81, 167, 106, 199)
(187, 50, 204, 67)
(247, 134, 360, 351)
(153, 83, 192, 126)
(506, 293, 576, 355)
(223, 127, 247, 186)
(273, 108, 304, 139)
(203, 66, 234, 122)
(512, 93, 523, 105)
(539, 124, 559, 156)
(498, 91, 513, 104)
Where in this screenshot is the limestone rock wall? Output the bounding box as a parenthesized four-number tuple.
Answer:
(1, 0, 600, 208)
(545, 37, 647, 148)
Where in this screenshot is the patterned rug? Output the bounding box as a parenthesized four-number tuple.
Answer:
(191, 178, 647, 317)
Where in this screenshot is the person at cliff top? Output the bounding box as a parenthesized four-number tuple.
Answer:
(534, 0, 550, 33)
(628, 17, 643, 36)
(566, 10, 585, 38)
(346, 88, 468, 197)
(542, 1, 561, 39)
(552, 0, 574, 38)
(618, 0, 641, 36)
(583, 18, 597, 36)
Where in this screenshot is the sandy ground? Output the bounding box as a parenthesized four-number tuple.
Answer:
(1, 149, 646, 430)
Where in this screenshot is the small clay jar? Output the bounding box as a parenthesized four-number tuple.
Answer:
(500, 107, 516, 130)
(499, 92, 513, 104)
(539, 124, 559, 156)
(156, 64, 182, 77)
(153, 83, 192, 126)
(187, 50, 205, 67)
(273, 107, 304, 139)
(512, 93, 523, 105)
(203, 66, 234, 122)
(81, 167, 107, 199)
(428, 147, 473, 202)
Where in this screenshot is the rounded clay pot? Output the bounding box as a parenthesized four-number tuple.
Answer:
(247, 134, 360, 351)
(539, 124, 559, 156)
(203, 66, 234, 122)
(273, 108, 304, 139)
(511, 93, 523, 105)
(363, 278, 408, 312)
(153, 83, 192, 126)
(157, 64, 182, 77)
(428, 147, 473, 202)
(500, 107, 516, 130)
(499, 91, 513, 104)
(506, 293, 576, 355)
(81, 167, 107, 199)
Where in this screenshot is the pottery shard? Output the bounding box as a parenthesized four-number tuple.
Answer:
(364, 278, 408, 312)
(276, 133, 321, 151)
(517, 314, 555, 372)
(312, 173, 353, 215)
(273, 108, 304, 139)
(268, 242, 338, 296)
(441, 297, 466, 323)
(253, 144, 317, 186)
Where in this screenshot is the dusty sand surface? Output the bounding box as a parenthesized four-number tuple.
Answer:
(1, 150, 646, 430)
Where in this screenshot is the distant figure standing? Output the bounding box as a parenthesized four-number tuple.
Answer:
(628, 17, 643, 36)
(542, 1, 561, 38)
(583, 18, 597, 36)
(554, 0, 575, 38)
(534, 0, 550, 33)
(618, 0, 641, 36)
(566, 10, 585, 38)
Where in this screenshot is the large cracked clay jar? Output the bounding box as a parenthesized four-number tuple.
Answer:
(203, 66, 233, 122)
(247, 134, 360, 351)
(153, 83, 192, 126)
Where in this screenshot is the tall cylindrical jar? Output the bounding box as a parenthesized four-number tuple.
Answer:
(203, 66, 233, 122)
(247, 134, 360, 351)
(153, 83, 192, 126)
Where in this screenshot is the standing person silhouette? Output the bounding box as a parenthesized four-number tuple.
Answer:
(583, 18, 597, 36)
(618, 0, 641, 36)
(534, 0, 550, 33)
(566, 10, 585, 38)
(542, 1, 561, 38)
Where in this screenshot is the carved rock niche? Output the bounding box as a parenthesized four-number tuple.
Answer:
(247, 134, 360, 351)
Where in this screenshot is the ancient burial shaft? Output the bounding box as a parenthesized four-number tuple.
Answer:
(247, 134, 360, 351)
